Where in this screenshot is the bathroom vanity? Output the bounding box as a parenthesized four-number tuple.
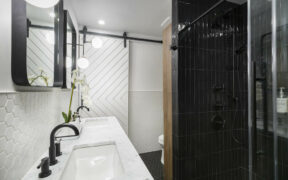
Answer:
(22, 117, 153, 180)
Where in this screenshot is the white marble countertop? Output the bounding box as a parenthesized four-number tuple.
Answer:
(22, 116, 153, 180)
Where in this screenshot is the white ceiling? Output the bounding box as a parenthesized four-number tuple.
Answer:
(69, 0, 171, 38)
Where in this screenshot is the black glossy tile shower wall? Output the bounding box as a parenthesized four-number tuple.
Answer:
(172, 1, 248, 180)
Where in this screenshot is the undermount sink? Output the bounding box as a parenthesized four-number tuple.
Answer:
(83, 118, 109, 128)
(60, 143, 124, 180)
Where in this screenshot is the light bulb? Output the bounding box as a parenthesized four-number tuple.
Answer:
(49, 12, 56, 18)
(66, 57, 72, 68)
(45, 31, 54, 45)
(91, 37, 103, 49)
(25, 0, 59, 8)
(77, 57, 90, 69)
(98, 20, 105, 25)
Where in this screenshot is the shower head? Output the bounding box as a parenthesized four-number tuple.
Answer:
(211, 22, 221, 30)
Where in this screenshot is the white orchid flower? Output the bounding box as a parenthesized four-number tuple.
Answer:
(71, 69, 79, 82)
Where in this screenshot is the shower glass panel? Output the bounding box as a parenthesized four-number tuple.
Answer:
(249, 0, 288, 179)
(249, 0, 274, 179)
(275, 0, 288, 179)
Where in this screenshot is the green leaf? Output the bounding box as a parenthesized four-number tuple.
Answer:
(67, 110, 72, 123)
(62, 112, 68, 123)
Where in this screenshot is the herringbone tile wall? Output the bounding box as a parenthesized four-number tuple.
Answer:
(27, 28, 54, 86)
(80, 35, 129, 133)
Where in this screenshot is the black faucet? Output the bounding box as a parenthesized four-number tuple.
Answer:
(76, 105, 90, 113)
(49, 123, 79, 165)
(73, 106, 90, 121)
(37, 157, 51, 178)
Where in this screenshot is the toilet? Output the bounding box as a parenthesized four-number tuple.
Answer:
(158, 134, 164, 164)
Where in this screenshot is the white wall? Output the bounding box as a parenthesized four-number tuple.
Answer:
(0, 0, 14, 92)
(129, 41, 163, 154)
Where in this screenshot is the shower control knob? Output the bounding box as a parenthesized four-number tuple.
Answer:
(170, 45, 178, 51)
(37, 157, 51, 178)
(211, 115, 225, 130)
(55, 141, 62, 157)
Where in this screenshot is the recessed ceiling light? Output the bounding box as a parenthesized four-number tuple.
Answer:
(98, 20, 105, 25)
(49, 12, 56, 18)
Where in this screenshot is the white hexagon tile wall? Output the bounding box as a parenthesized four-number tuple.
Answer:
(0, 90, 78, 180)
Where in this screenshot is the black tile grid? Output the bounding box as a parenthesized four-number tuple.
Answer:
(172, 1, 248, 180)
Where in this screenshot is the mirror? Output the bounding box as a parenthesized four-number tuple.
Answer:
(11, 0, 64, 88)
(63, 10, 77, 89)
(26, 4, 56, 87)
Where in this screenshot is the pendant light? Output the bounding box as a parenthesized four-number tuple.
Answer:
(77, 57, 89, 69)
(66, 57, 72, 69)
(77, 36, 90, 69)
(91, 37, 103, 49)
(25, 0, 60, 8)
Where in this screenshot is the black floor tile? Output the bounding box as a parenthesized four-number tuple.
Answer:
(140, 150, 164, 180)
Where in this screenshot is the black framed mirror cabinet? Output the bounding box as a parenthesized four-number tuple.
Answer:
(63, 10, 77, 89)
(11, 0, 76, 88)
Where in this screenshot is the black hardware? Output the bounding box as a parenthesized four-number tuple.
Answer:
(213, 84, 225, 92)
(80, 26, 87, 59)
(12, 0, 65, 88)
(123, 32, 127, 48)
(49, 123, 79, 165)
(82, 26, 88, 44)
(63, 10, 77, 89)
(53, 0, 65, 87)
(29, 24, 54, 30)
(179, 0, 226, 34)
(79, 29, 162, 45)
(55, 141, 62, 157)
(235, 43, 247, 54)
(12, 0, 29, 86)
(211, 115, 226, 130)
(37, 157, 51, 178)
(55, 134, 80, 139)
(215, 102, 225, 110)
(233, 96, 239, 103)
(76, 105, 90, 113)
(170, 45, 178, 51)
(74, 106, 90, 121)
(26, 19, 31, 38)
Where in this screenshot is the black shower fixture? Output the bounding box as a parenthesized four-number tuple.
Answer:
(235, 43, 247, 54)
(211, 114, 226, 130)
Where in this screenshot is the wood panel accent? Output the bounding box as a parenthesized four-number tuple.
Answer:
(163, 24, 173, 180)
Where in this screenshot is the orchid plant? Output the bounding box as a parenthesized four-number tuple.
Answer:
(28, 68, 50, 86)
(62, 70, 91, 123)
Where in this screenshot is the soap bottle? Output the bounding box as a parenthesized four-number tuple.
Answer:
(277, 87, 288, 113)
